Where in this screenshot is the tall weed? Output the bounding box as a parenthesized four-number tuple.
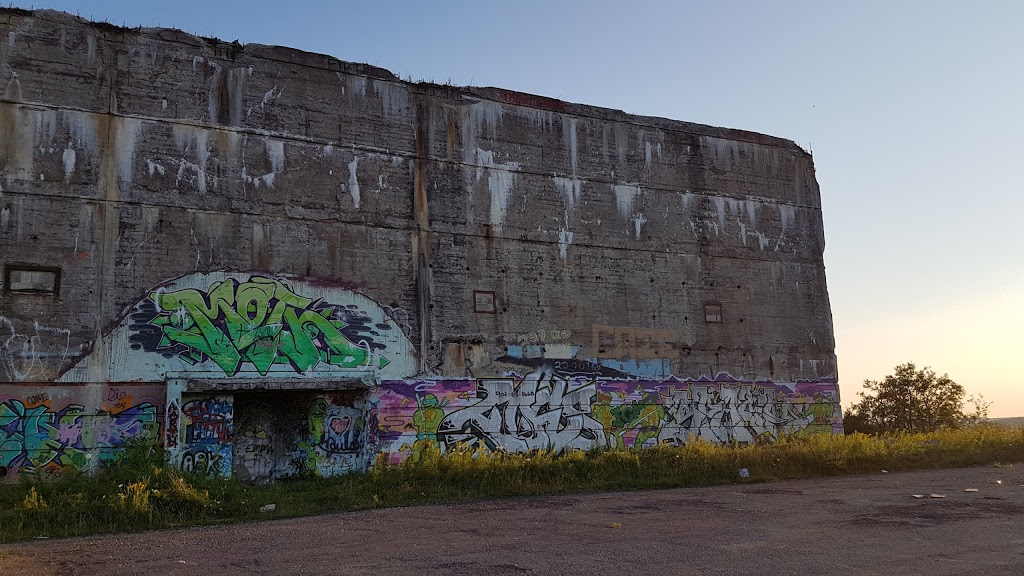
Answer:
(1, 426, 1021, 542)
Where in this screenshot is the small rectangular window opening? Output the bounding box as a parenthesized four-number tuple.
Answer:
(4, 265, 61, 295)
(473, 290, 496, 314)
(704, 302, 723, 324)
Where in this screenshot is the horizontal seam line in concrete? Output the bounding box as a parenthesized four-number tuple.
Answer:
(0, 189, 824, 266)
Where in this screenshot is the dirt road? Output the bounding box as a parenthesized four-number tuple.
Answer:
(2, 465, 1023, 575)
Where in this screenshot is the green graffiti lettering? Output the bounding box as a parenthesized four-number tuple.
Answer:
(144, 275, 391, 376)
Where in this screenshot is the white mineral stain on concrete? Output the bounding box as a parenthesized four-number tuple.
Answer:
(475, 147, 519, 233)
(633, 213, 647, 239)
(563, 117, 578, 175)
(613, 184, 642, 221)
(558, 228, 574, 260)
(62, 146, 75, 183)
(348, 157, 361, 209)
(373, 81, 409, 120)
(553, 177, 582, 211)
(115, 117, 142, 188)
(172, 124, 210, 193)
(261, 139, 285, 188)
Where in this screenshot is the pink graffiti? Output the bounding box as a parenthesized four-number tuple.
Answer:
(330, 416, 351, 435)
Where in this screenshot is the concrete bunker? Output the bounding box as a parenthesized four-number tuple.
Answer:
(0, 8, 841, 483)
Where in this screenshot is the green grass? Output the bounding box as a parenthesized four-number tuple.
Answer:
(2, 426, 1023, 543)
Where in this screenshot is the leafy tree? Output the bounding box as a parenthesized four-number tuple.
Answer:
(843, 363, 989, 435)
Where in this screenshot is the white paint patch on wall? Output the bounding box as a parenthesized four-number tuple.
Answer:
(349, 76, 367, 97)
(558, 228, 574, 261)
(476, 147, 519, 233)
(246, 86, 282, 119)
(563, 117, 578, 175)
(779, 204, 796, 230)
(373, 81, 410, 120)
(711, 196, 727, 235)
(614, 124, 629, 165)
(553, 177, 582, 211)
(114, 117, 142, 189)
(754, 230, 770, 250)
(33, 109, 57, 144)
(66, 111, 99, 155)
(266, 139, 284, 174)
(632, 213, 647, 239)
(4, 74, 21, 101)
(61, 146, 75, 183)
(513, 107, 554, 130)
(260, 138, 285, 188)
(347, 157, 361, 209)
(613, 184, 642, 221)
(544, 343, 574, 359)
(172, 124, 210, 194)
(463, 101, 504, 165)
(701, 136, 784, 176)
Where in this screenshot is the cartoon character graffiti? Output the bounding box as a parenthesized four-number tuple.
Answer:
(411, 393, 447, 461)
(593, 389, 664, 451)
(300, 398, 329, 472)
(801, 392, 839, 436)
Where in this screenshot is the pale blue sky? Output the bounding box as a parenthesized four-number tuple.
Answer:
(18, 0, 1024, 415)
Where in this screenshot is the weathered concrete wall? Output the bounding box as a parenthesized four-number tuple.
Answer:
(0, 9, 839, 481)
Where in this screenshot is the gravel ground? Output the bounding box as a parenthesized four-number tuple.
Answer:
(2, 465, 1023, 575)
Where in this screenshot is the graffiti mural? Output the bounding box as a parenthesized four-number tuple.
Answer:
(410, 393, 447, 460)
(178, 394, 233, 477)
(165, 399, 179, 449)
(0, 385, 162, 480)
(57, 272, 417, 383)
(182, 397, 232, 445)
(180, 447, 231, 475)
(133, 275, 392, 375)
(438, 374, 604, 453)
(297, 395, 372, 477)
(378, 374, 841, 463)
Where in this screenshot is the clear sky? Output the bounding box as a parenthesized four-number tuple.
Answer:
(16, 0, 1024, 416)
